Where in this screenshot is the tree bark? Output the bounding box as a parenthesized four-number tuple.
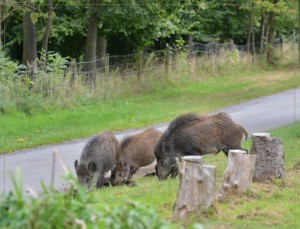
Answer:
(266, 0, 279, 65)
(85, 0, 100, 89)
(298, 0, 300, 63)
(42, 0, 53, 53)
(259, 16, 265, 54)
(217, 150, 257, 200)
(173, 156, 216, 220)
(0, 2, 2, 49)
(96, 35, 107, 71)
(247, 0, 255, 55)
(23, 3, 38, 87)
(250, 133, 285, 182)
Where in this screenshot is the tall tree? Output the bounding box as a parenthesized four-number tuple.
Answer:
(97, 35, 107, 70)
(266, 0, 279, 65)
(85, 0, 99, 88)
(42, 0, 53, 53)
(299, 0, 300, 63)
(0, 1, 2, 50)
(247, 0, 255, 59)
(23, 2, 38, 76)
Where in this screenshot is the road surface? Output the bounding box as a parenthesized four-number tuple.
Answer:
(1, 88, 299, 194)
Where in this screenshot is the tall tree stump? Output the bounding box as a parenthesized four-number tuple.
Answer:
(250, 133, 285, 182)
(173, 156, 216, 220)
(217, 150, 257, 200)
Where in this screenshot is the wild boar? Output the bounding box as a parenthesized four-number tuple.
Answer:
(113, 127, 163, 184)
(74, 131, 120, 189)
(154, 112, 248, 180)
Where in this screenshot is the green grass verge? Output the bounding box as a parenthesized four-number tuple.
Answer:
(90, 121, 300, 228)
(1, 65, 300, 154)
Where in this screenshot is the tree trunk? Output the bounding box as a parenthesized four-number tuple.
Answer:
(165, 44, 170, 77)
(23, 3, 38, 86)
(173, 156, 216, 220)
(136, 49, 143, 81)
(298, 0, 300, 63)
(247, 0, 254, 54)
(246, 22, 251, 53)
(259, 16, 265, 54)
(217, 150, 257, 200)
(42, 0, 53, 53)
(250, 133, 285, 182)
(85, 0, 100, 89)
(96, 35, 107, 71)
(0, 2, 2, 49)
(69, 58, 77, 86)
(266, 0, 279, 65)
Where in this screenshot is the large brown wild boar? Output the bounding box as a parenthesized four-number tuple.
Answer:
(113, 127, 162, 183)
(74, 131, 120, 189)
(154, 112, 248, 180)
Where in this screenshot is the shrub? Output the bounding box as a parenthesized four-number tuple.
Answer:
(0, 168, 173, 229)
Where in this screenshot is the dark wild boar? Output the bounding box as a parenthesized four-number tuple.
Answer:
(113, 127, 162, 184)
(154, 112, 248, 180)
(74, 131, 120, 189)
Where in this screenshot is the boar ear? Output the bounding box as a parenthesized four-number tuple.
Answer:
(88, 162, 97, 172)
(74, 160, 78, 170)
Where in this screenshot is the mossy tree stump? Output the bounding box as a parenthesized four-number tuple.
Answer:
(250, 133, 285, 182)
(173, 156, 216, 220)
(217, 150, 257, 200)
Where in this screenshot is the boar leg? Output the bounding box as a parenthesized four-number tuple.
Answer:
(127, 166, 139, 180)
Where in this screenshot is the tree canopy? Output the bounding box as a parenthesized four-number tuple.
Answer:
(0, 0, 298, 63)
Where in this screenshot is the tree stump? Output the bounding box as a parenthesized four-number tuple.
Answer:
(217, 150, 257, 200)
(173, 156, 216, 220)
(250, 133, 285, 182)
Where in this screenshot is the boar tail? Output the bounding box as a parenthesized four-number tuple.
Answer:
(241, 126, 248, 140)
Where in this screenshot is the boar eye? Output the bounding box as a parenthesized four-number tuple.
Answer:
(160, 160, 164, 166)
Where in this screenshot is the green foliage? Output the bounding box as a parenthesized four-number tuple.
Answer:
(0, 55, 19, 82)
(0, 169, 172, 229)
(102, 201, 173, 229)
(39, 49, 69, 74)
(2, 0, 297, 59)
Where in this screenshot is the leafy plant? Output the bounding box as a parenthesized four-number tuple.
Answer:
(0, 167, 172, 229)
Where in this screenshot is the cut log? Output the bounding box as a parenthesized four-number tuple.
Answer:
(217, 150, 257, 200)
(173, 156, 216, 220)
(250, 133, 285, 182)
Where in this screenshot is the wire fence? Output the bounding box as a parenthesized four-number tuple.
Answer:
(23, 39, 292, 79)
(1, 38, 297, 92)
(0, 38, 298, 115)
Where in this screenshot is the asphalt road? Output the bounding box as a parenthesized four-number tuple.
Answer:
(1, 88, 299, 195)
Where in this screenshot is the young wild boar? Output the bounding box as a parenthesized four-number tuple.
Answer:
(113, 128, 162, 184)
(74, 131, 120, 189)
(154, 112, 248, 180)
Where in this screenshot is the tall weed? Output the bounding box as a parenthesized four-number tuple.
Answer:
(0, 43, 298, 116)
(0, 168, 173, 229)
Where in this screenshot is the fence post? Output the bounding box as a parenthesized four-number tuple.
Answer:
(137, 49, 143, 81)
(69, 58, 77, 86)
(292, 29, 296, 48)
(104, 53, 110, 77)
(165, 44, 170, 77)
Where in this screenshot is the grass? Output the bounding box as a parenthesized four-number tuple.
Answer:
(90, 121, 300, 228)
(1, 65, 300, 154)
